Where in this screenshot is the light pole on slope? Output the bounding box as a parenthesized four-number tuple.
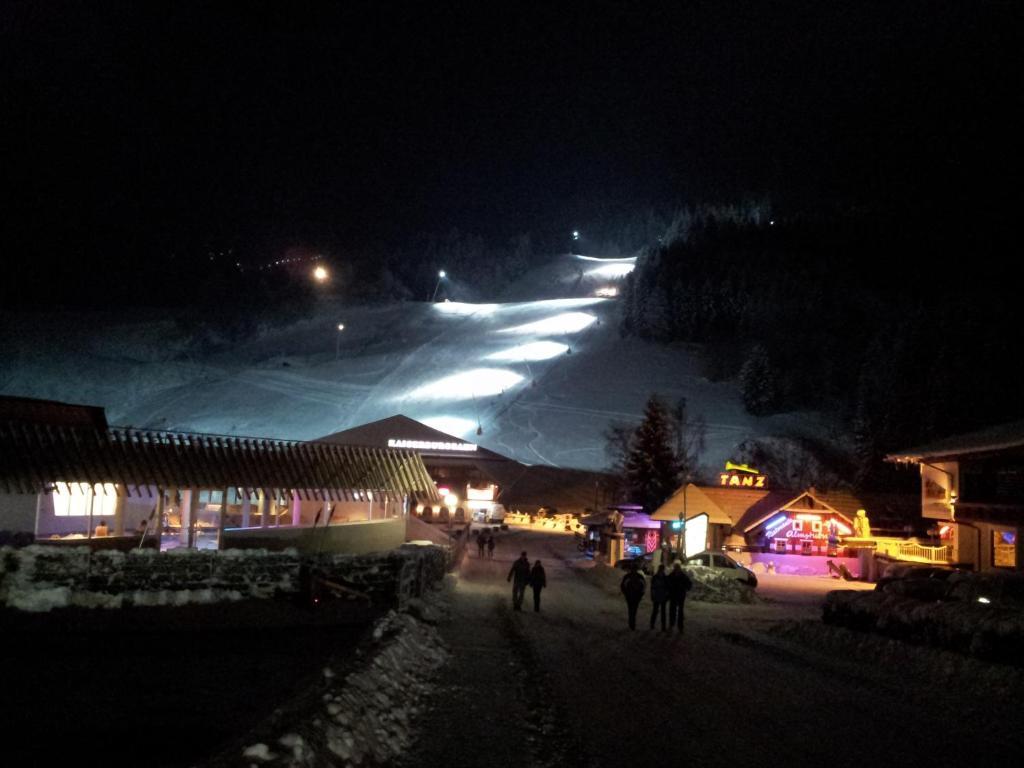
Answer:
(430, 270, 447, 302)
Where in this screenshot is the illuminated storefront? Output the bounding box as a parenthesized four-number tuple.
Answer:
(889, 421, 1024, 572)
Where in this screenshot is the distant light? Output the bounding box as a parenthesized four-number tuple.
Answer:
(407, 368, 523, 399)
(313, 265, 329, 282)
(769, 220, 775, 226)
(444, 493, 459, 508)
(498, 312, 597, 336)
(337, 323, 345, 331)
(587, 263, 635, 279)
(434, 302, 498, 316)
(595, 286, 618, 297)
(487, 341, 569, 361)
(977, 597, 991, 604)
(572, 231, 579, 240)
(439, 270, 446, 278)
(420, 416, 478, 437)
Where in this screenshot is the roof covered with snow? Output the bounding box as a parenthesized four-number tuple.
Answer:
(0, 412, 438, 501)
(886, 419, 1024, 462)
(315, 414, 510, 463)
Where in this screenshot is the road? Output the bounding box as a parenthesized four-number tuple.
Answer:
(406, 527, 1023, 768)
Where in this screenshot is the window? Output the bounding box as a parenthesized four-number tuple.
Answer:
(792, 520, 803, 532)
(993, 529, 1017, 568)
(712, 555, 735, 569)
(52, 483, 118, 517)
(774, 539, 787, 554)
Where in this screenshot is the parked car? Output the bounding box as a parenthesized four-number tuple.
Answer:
(874, 565, 958, 599)
(614, 553, 654, 575)
(685, 551, 758, 587)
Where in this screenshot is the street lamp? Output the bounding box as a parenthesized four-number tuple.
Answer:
(335, 323, 345, 361)
(430, 270, 447, 302)
(313, 265, 329, 283)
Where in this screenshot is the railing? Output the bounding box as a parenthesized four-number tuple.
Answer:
(867, 537, 954, 564)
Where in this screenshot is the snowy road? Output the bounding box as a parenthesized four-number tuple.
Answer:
(408, 527, 1023, 768)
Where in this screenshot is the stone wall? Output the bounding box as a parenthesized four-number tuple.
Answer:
(0, 542, 450, 612)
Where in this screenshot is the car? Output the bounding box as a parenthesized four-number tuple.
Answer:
(874, 565, 957, 597)
(614, 553, 653, 575)
(685, 551, 758, 587)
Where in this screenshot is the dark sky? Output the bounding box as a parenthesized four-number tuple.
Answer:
(2, 1, 1021, 274)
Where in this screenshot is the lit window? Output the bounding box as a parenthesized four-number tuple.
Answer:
(52, 483, 118, 516)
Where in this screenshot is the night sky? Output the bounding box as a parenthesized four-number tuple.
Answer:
(2, 1, 1021, 298)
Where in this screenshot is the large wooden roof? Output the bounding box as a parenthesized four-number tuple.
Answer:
(0, 420, 439, 501)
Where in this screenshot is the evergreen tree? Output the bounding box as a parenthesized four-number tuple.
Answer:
(740, 344, 778, 415)
(623, 395, 684, 513)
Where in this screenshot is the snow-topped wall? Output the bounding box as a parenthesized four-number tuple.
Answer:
(0, 543, 449, 613)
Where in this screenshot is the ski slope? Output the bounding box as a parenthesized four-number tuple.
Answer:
(0, 254, 823, 472)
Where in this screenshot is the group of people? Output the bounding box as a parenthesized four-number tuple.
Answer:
(499, 545, 693, 633)
(507, 551, 546, 611)
(620, 561, 693, 632)
(475, 528, 496, 558)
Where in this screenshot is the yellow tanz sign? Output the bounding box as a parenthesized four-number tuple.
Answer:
(719, 473, 767, 488)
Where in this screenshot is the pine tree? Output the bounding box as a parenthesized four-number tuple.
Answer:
(624, 396, 683, 513)
(739, 344, 778, 415)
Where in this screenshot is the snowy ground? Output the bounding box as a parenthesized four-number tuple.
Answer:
(404, 527, 1024, 768)
(0, 254, 830, 472)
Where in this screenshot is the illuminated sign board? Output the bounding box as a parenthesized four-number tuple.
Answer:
(387, 438, 478, 452)
(685, 513, 709, 558)
(467, 485, 496, 501)
(719, 460, 767, 488)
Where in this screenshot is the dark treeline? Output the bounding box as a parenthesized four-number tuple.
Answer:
(621, 206, 1024, 490)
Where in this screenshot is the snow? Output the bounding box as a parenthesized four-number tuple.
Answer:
(1, 254, 831, 473)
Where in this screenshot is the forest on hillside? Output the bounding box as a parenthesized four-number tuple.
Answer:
(619, 207, 1024, 490)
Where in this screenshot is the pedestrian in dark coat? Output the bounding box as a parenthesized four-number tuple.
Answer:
(666, 562, 694, 633)
(529, 560, 547, 612)
(476, 530, 486, 557)
(619, 564, 646, 630)
(507, 551, 531, 610)
(649, 564, 669, 631)
(487, 532, 496, 559)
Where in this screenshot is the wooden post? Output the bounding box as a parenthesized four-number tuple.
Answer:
(241, 491, 251, 528)
(113, 491, 126, 537)
(218, 487, 230, 550)
(259, 489, 269, 529)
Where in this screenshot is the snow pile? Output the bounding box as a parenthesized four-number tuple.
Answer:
(769, 618, 1024, 698)
(238, 585, 451, 767)
(578, 561, 759, 604)
(823, 578, 1024, 663)
(684, 566, 762, 604)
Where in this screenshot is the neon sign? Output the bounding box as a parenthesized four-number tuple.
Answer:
(388, 438, 477, 452)
(719, 473, 767, 488)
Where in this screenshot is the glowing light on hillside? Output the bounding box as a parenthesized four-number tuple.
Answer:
(498, 312, 596, 336)
(595, 286, 618, 297)
(407, 368, 523, 399)
(312, 265, 329, 282)
(587, 263, 634, 279)
(487, 341, 569, 361)
(574, 255, 637, 263)
(434, 302, 499, 316)
(420, 416, 478, 437)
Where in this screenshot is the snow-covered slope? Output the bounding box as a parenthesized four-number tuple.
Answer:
(0, 254, 827, 472)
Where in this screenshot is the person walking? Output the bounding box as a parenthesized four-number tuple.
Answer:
(619, 563, 646, 630)
(666, 561, 693, 634)
(649, 563, 669, 631)
(529, 559, 546, 612)
(486, 531, 496, 559)
(508, 551, 531, 611)
(476, 529, 486, 558)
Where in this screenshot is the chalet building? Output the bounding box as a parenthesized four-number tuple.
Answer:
(651, 470, 919, 575)
(0, 396, 437, 553)
(316, 414, 614, 521)
(888, 420, 1024, 571)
